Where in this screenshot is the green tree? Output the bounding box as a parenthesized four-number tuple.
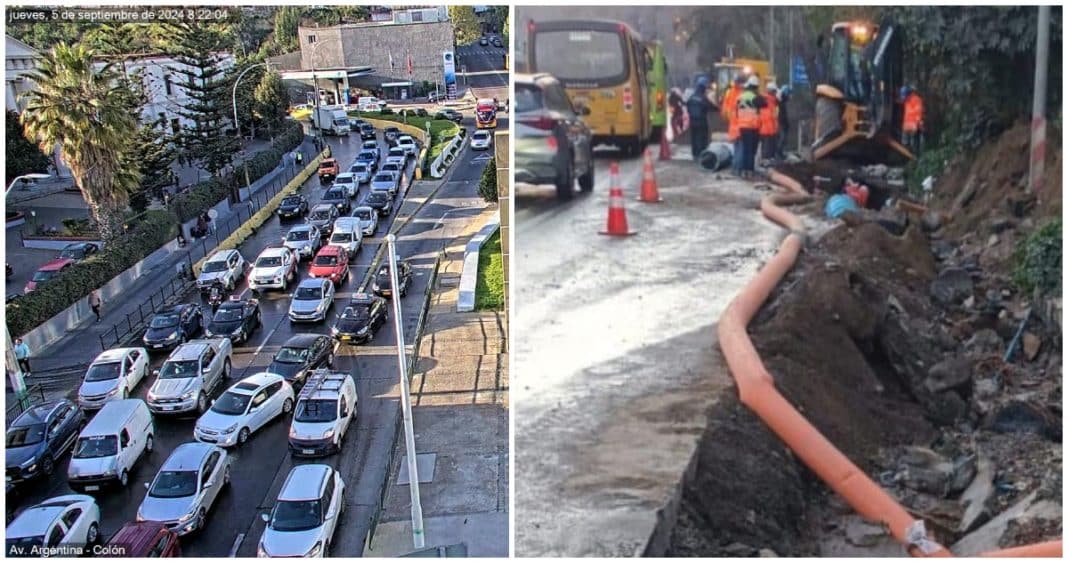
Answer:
(449, 6, 482, 45)
(20, 43, 141, 242)
(128, 118, 175, 211)
(254, 71, 290, 140)
(478, 156, 498, 202)
(6, 110, 52, 186)
(273, 7, 302, 53)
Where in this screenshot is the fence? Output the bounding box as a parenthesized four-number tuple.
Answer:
(98, 275, 193, 351)
(6, 384, 47, 424)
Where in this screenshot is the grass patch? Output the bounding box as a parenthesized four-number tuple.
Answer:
(474, 230, 504, 311)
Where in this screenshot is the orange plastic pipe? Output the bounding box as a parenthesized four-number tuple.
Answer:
(979, 540, 1062, 558)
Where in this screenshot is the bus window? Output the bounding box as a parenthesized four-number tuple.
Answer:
(532, 30, 627, 85)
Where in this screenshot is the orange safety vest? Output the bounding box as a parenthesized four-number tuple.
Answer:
(903, 93, 924, 133)
(759, 93, 779, 136)
(723, 86, 740, 141)
(736, 90, 760, 130)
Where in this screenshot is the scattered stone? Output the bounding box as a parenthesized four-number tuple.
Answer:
(926, 391, 969, 426)
(990, 218, 1016, 234)
(1022, 332, 1041, 361)
(959, 456, 996, 533)
(930, 268, 974, 305)
(965, 329, 1004, 355)
(845, 516, 888, 547)
(757, 548, 779, 557)
(721, 542, 756, 556)
(985, 401, 1056, 439)
(952, 491, 1061, 555)
(898, 446, 959, 497)
(963, 295, 976, 309)
(921, 211, 944, 232)
(949, 455, 978, 494)
(925, 357, 973, 394)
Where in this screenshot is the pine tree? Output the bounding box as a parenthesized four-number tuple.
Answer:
(254, 71, 290, 141)
(6, 110, 52, 185)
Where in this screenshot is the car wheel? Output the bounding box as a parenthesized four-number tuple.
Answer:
(119, 469, 129, 487)
(237, 427, 251, 445)
(197, 392, 208, 414)
(579, 158, 595, 192)
(555, 156, 574, 201)
(41, 455, 55, 477)
(327, 354, 335, 368)
(121, 387, 128, 400)
(256, 311, 262, 328)
(282, 398, 294, 414)
(195, 508, 207, 532)
(146, 434, 155, 453)
(86, 522, 99, 545)
(223, 359, 232, 379)
(223, 465, 231, 487)
(281, 277, 287, 292)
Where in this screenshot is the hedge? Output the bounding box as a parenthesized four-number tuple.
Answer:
(172, 122, 305, 223)
(7, 210, 179, 337)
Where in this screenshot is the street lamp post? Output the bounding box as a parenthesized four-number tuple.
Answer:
(232, 62, 271, 194)
(4, 172, 48, 404)
(5, 173, 51, 196)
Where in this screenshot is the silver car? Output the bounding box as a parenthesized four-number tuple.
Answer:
(387, 146, 409, 164)
(471, 129, 493, 150)
(348, 162, 372, 184)
(283, 224, 322, 260)
(369, 171, 398, 196)
(288, 278, 335, 323)
(257, 465, 345, 557)
(137, 442, 230, 536)
(307, 204, 339, 237)
(351, 206, 378, 236)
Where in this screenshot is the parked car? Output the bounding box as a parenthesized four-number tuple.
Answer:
(383, 126, 401, 145)
(471, 129, 493, 150)
(396, 135, 418, 156)
(370, 171, 399, 196)
(435, 109, 463, 123)
(257, 465, 345, 557)
(333, 173, 358, 198)
(67, 399, 153, 492)
(267, 334, 337, 386)
(56, 242, 100, 261)
(205, 299, 261, 344)
(104, 521, 181, 557)
(6, 400, 85, 485)
(77, 348, 149, 409)
(194, 372, 294, 447)
(136, 442, 230, 536)
(349, 162, 372, 184)
(146, 339, 233, 415)
(143, 304, 203, 351)
(6, 495, 101, 552)
(355, 149, 379, 171)
(276, 194, 309, 219)
(25, 258, 75, 293)
(358, 123, 375, 140)
(288, 278, 335, 323)
(317, 158, 339, 183)
(249, 247, 298, 292)
(308, 245, 350, 286)
(351, 206, 379, 236)
(326, 218, 362, 258)
(320, 186, 352, 215)
(363, 190, 393, 217)
(196, 249, 246, 292)
(288, 371, 357, 457)
(283, 224, 322, 260)
(372, 259, 413, 298)
(515, 72, 595, 200)
(332, 293, 388, 344)
(387, 145, 409, 164)
(307, 204, 340, 238)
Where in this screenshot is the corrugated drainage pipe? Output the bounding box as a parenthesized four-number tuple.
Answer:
(699, 142, 734, 171)
(716, 168, 1062, 558)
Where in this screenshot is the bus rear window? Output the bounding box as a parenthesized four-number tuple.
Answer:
(533, 30, 626, 83)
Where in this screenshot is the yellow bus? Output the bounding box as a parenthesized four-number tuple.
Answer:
(526, 19, 652, 156)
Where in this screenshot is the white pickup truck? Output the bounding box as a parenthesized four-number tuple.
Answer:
(147, 338, 233, 415)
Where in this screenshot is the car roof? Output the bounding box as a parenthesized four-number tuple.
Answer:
(278, 465, 331, 501)
(316, 244, 344, 256)
(106, 521, 169, 551)
(289, 224, 313, 232)
(8, 505, 67, 536)
(167, 341, 212, 361)
(206, 249, 238, 262)
(39, 258, 75, 271)
(311, 203, 334, 212)
(13, 400, 68, 426)
(283, 333, 322, 347)
(216, 299, 248, 311)
(82, 399, 144, 435)
(324, 186, 346, 195)
(157, 303, 191, 315)
(296, 277, 326, 288)
(258, 246, 290, 258)
(229, 372, 280, 394)
(336, 173, 354, 179)
(474, 130, 491, 137)
(94, 347, 135, 364)
(162, 442, 216, 471)
(398, 135, 413, 141)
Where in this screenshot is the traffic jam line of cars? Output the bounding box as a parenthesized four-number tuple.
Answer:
(6, 122, 420, 558)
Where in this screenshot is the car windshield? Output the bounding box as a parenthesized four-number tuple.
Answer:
(383, 164, 399, 171)
(213, 308, 244, 322)
(150, 313, 180, 329)
(358, 151, 376, 160)
(373, 174, 392, 183)
(274, 346, 309, 364)
(475, 132, 490, 141)
(158, 360, 199, 379)
(270, 499, 323, 532)
(256, 256, 283, 268)
(516, 85, 544, 113)
(294, 287, 322, 300)
(287, 230, 310, 241)
(318, 162, 333, 170)
(73, 435, 118, 458)
(211, 391, 251, 415)
(342, 305, 371, 320)
(294, 399, 338, 423)
(533, 29, 626, 82)
(281, 196, 301, 207)
(367, 193, 387, 204)
(314, 255, 339, 267)
(336, 176, 353, 185)
(325, 189, 345, 199)
(352, 164, 367, 173)
(390, 149, 404, 156)
(6, 424, 45, 447)
(354, 209, 371, 220)
(202, 261, 228, 273)
(311, 210, 331, 221)
(149, 470, 198, 498)
(31, 270, 57, 282)
(330, 233, 352, 243)
(84, 362, 121, 382)
(58, 247, 86, 259)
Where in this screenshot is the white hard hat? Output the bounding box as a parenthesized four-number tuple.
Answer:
(766, 81, 778, 91)
(746, 75, 760, 88)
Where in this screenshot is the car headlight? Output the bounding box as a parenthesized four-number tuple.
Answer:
(101, 467, 116, 477)
(331, 326, 339, 335)
(166, 331, 178, 341)
(322, 429, 335, 440)
(306, 541, 322, 557)
(136, 508, 145, 522)
(147, 390, 157, 401)
(180, 390, 196, 400)
(232, 327, 244, 336)
(288, 426, 298, 438)
(105, 387, 120, 396)
(20, 457, 37, 468)
(372, 282, 380, 291)
(223, 423, 239, 434)
(356, 326, 369, 335)
(177, 511, 196, 524)
(257, 543, 268, 558)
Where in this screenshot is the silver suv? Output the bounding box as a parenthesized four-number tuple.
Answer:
(146, 339, 233, 415)
(137, 442, 231, 536)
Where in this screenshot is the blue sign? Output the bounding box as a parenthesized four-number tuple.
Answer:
(792, 56, 809, 85)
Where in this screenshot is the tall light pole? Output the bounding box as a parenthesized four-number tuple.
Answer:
(5, 172, 48, 404)
(6, 173, 51, 196)
(1028, 5, 1050, 196)
(386, 233, 425, 549)
(232, 62, 270, 192)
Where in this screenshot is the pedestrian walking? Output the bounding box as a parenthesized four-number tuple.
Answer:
(735, 75, 767, 180)
(759, 81, 780, 164)
(89, 289, 102, 322)
(13, 338, 31, 375)
(685, 75, 713, 160)
(295, 151, 304, 166)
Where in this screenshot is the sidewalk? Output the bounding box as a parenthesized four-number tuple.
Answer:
(363, 206, 508, 557)
(25, 138, 318, 373)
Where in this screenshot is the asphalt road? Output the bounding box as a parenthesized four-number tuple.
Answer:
(9, 114, 505, 557)
(457, 40, 508, 97)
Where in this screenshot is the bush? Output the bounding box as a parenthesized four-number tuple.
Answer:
(1013, 217, 1062, 296)
(380, 107, 394, 115)
(478, 156, 498, 202)
(7, 210, 178, 337)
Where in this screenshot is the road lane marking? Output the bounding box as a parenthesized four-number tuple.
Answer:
(252, 322, 280, 364)
(229, 533, 245, 557)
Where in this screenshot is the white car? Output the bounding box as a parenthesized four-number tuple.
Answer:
(333, 173, 358, 198)
(194, 372, 294, 447)
(258, 464, 345, 557)
(283, 224, 322, 260)
(370, 171, 399, 195)
(77, 347, 149, 409)
(348, 162, 372, 184)
(196, 249, 245, 291)
(288, 371, 357, 457)
(6, 495, 101, 554)
(471, 129, 493, 150)
(351, 206, 378, 236)
(396, 135, 417, 156)
(381, 158, 404, 177)
(326, 219, 362, 258)
(288, 278, 335, 323)
(387, 146, 409, 164)
(137, 442, 230, 536)
(249, 246, 298, 292)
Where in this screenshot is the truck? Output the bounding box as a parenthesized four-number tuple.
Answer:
(312, 106, 351, 136)
(146, 338, 233, 415)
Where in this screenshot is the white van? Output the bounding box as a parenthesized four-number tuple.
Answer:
(327, 218, 363, 258)
(67, 399, 154, 492)
(357, 97, 387, 112)
(288, 370, 357, 457)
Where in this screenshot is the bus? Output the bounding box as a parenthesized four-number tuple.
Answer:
(644, 40, 669, 142)
(475, 98, 498, 129)
(526, 19, 652, 156)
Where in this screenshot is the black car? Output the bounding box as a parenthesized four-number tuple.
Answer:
(372, 259, 413, 298)
(479, 37, 489, 46)
(276, 194, 309, 219)
(515, 73, 596, 200)
(143, 304, 203, 351)
(205, 298, 261, 344)
(383, 126, 401, 145)
(56, 242, 100, 261)
(364, 191, 394, 217)
(359, 123, 375, 140)
(321, 186, 352, 214)
(6, 400, 85, 485)
(332, 294, 388, 344)
(267, 334, 338, 385)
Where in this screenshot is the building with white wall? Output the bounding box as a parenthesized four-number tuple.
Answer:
(5, 35, 39, 114)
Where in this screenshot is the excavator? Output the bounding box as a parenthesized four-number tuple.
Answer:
(811, 18, 913, 164)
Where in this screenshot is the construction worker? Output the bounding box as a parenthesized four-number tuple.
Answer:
(777, 85, 792, 159)
(686, 75, 713, 160)
(736, 75, 767, 179)
(723, 75, 744, 176)
(901, 86, 924, 156)
(759, 81, 780, 164)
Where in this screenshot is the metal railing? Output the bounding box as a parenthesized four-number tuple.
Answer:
(6, 384, 46, 424)
(98, 275, 194, 351)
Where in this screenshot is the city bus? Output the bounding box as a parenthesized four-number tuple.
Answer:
(644, 40, 669, 142)
(526, 19, 652, 156)
(475, 98, 498, 129)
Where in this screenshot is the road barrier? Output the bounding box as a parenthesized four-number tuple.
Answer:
(5, 384, 46, 424)
(456, 215, 500, 312)
(716, 169, 1062, 557)
(431, 132, 466, 179)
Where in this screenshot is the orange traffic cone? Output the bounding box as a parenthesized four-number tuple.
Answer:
(600, 162, 637, 236)
(637, 148, 663, 203)
(659, 127, 672, 161)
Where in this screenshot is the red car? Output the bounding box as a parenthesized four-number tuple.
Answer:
(24, 258, 75, 293)
(104, 521, 181, 557)
(308, 245, 349, 286)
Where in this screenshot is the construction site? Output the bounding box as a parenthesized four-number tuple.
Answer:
(514, 5, 1062, 557)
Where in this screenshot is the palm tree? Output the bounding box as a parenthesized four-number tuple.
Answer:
(20, 43, 141, 243)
